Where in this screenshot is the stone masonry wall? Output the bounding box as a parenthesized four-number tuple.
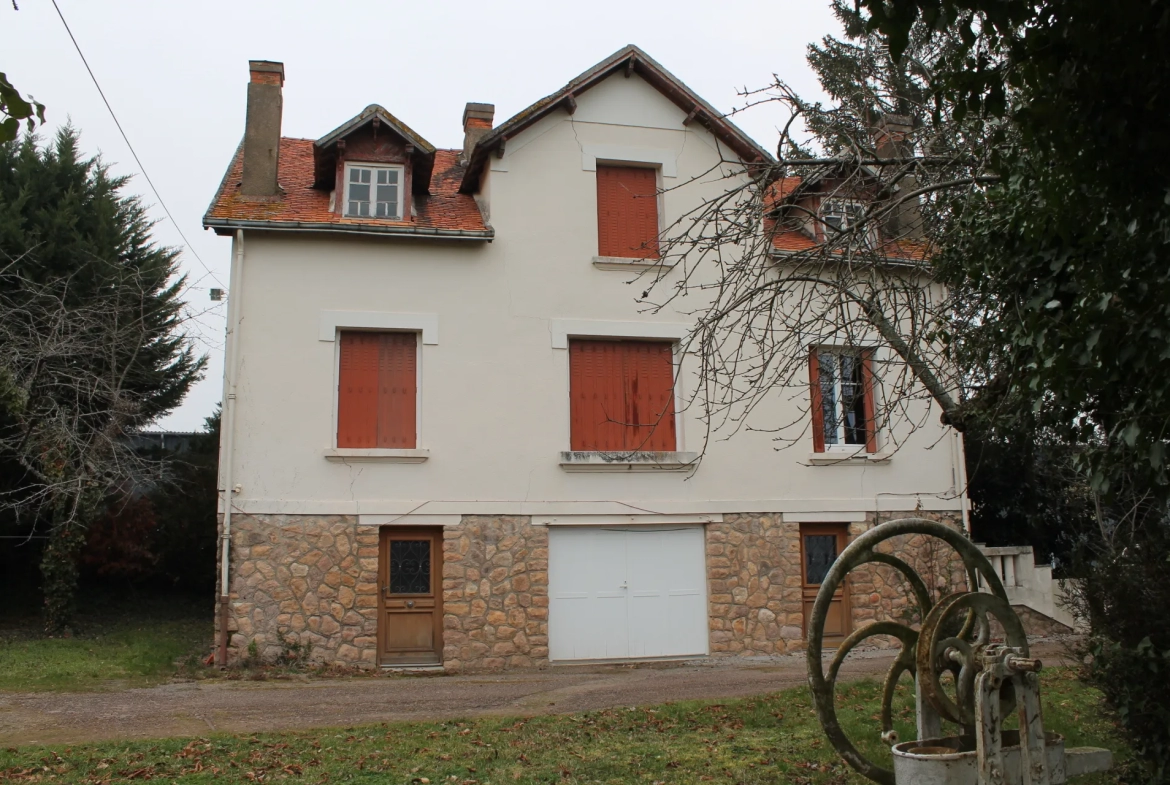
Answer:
(846, 512, 969, 648)
(707, 511, 970, 657)
(220, 514, 380, 667)
(441, 516, 549, 672)
(707, 513, 805, 656)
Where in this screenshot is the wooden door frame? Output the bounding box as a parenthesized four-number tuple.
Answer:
(377, 526, 444, 667)
(799, 522, 853, 639)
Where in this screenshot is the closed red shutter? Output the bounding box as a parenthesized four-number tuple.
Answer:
(376, 332, 417, 448)
(809, 348, 826, 453)
(337, 331, 417, 449)
(596, 165, 660, 259)
(569, 339, 676, 451)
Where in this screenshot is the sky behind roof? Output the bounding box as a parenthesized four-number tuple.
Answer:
(1, 0, 842, 431)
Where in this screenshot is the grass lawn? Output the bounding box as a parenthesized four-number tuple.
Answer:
(0, 595, 210, 692)
(0, 667, 1131, 784)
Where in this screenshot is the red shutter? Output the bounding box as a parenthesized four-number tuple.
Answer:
(338, 331, 416, 449)
(809, 348, 826, 453)
(862, 349, 877, 453)
(596, 165, 660, 259)
(377, 332, 417, 448)
(570, 339, 676, 451)
(338, 332, 380, 448)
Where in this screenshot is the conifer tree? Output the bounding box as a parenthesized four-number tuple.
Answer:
(0, 127, 204, 631)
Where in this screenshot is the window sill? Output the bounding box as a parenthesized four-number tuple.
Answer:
(592, 256, 676, 272)
(807, 451, 891, 465)
(559, 451, 699, 472)
(324, 448, 430, 463)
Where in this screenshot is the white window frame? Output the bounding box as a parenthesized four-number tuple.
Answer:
(322, 311, 437, 463)
(552, 322, 696, 468)
(344, 162, 404, 220)
(820, 199, 874, 247)
(817, 348, 870, 450)
(593, 161, 665, 264)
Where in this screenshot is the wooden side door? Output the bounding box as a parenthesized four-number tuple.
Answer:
(800, 523, 853, 643)
(378, 527, 443, 666)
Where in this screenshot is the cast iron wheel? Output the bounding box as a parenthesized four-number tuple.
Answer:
(804, 518, 1011, 785)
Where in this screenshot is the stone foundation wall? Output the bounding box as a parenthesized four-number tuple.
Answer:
(441, 516, 549, 672)
(222, 510, 974, 671)
(846, 512, 969, 648)
(706, 511, 969, 657)
(707, 513, 804, 656)
(220, 514, 380, 667)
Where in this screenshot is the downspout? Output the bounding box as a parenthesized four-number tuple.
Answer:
(216, 229, 246, 666)
(953, 429, 972, 536)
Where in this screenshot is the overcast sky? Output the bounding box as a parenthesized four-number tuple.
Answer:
(2, 0, 842, 431)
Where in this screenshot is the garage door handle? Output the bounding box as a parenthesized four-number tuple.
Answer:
(619, 582, 628, 589)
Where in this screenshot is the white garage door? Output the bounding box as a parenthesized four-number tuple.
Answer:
(548, 526, 709, 661)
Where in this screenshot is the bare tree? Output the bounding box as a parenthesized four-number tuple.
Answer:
(0, 254, 183, 630)
(635, 12, 1002, 460)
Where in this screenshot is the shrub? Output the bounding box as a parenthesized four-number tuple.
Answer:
(1087, 637, 1170, 784)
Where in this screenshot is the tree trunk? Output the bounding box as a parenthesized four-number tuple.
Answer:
(40, 509, 87, 634)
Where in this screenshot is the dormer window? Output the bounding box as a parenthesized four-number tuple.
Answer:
(345, 163, 403, 219)
(820, 199, 872, 246)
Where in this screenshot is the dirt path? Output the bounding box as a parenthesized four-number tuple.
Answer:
(0, 642, 1076, 747)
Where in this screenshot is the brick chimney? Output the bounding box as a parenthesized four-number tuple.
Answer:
(461, 102, 495, 164)
(873, 114, 922, 241)
(241, 60, 285, 197)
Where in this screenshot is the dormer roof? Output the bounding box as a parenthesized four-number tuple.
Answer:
(313, 104, 438, 193)
(458, 44, 775, 193)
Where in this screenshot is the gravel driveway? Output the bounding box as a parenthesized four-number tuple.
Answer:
(0, 642, 1073, 747)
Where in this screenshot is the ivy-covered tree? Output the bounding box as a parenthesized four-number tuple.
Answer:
(0, 127, 204, 632)
(845, 0, 1170, 778)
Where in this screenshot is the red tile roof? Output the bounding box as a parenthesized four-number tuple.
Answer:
(763, 176, 928, 261)
(204, 139, 490, 236)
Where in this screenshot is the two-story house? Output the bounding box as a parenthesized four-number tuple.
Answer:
(203, 46, 970, 671)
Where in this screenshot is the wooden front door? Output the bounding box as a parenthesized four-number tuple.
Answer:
(801, 523, 853, 643)
(378, 528, 443, 666)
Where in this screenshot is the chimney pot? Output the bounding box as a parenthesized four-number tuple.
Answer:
(461, 102, 495, 163)
(242, 60, 285, 197)
(871, 113, 922, 241)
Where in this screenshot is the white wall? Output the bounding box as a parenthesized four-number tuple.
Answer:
(219, 73, 967, 521)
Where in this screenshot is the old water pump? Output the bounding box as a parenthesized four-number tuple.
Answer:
(805, 518, 1112, 785)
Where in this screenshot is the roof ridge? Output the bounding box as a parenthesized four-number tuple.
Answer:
(457, 44, 773, 193)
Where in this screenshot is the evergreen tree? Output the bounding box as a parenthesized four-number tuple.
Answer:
(0, 127, 204, 631)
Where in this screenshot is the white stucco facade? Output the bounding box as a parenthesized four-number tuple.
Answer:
(218, 72, 968, 526)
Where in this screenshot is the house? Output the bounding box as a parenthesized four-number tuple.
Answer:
(203, 46, 971, 671)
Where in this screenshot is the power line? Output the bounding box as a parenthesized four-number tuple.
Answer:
(50, 0, 227, 291)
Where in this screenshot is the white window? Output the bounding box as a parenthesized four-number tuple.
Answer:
(821, 199, 871, 246)
(345, 164, 402, 219)
(815, 350, 872, 449)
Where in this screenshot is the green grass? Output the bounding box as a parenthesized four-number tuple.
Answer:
(0, 668, 1131, 784)
(0, 597, 210, 692)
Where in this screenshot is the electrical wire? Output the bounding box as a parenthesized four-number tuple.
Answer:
(50, 0, 227, 291)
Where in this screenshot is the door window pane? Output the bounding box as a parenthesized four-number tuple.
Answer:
(804, 534, 838, 584)
(389, 539, 431, 594)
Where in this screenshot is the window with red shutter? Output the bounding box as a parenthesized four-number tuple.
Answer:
(809, 347, 877, 453)
(569, 339, 676, 451)
(596, 165, 660, 259)
(337, 331, 417, 448)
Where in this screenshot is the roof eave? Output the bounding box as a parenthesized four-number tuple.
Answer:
(315, 105, 436, 155)
(203, 217, 494, 241)
(770, 247, 928, 268)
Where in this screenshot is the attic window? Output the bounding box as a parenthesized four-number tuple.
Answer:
(345, 163, 402, 220)
(821, 199, 872, 246)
